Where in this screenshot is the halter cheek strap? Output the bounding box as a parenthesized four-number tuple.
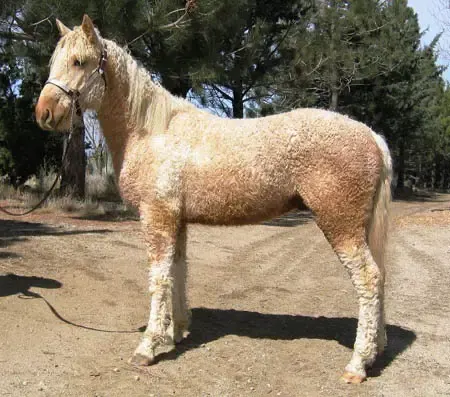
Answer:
(45, 44, 108, 116)
(45, 78, 82, 115)
(98, 48, 108, 84)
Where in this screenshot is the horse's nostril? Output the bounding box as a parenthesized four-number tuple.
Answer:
(35, 100, 54, 129)
(44, 109, 52, 124)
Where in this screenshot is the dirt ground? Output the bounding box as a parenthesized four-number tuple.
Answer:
(1, 194, 450, 397)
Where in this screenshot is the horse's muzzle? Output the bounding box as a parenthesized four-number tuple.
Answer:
(35, 96, 63, 131)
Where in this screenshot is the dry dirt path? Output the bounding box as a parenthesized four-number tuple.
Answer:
(1, 195, 450, 396)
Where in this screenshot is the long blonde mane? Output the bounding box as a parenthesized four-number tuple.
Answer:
(50, 26, 195, 135)
(104, 39, 195, 134)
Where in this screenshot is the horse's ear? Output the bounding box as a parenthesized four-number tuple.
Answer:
(56, 19, 71, 36)
(81, 14, 100, 44)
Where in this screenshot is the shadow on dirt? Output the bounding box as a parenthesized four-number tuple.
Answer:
(73, 203, 140, 223)
(0, 273, 62, 298)
(156, 307, 416, 379)
(262, 210, 313, 227)
(393, 188, 445, 203)
(74, 212, 140, 223)
(0, 219, 112, 251)
(0, 273, 143, 333)
(0, 251, 20, 259)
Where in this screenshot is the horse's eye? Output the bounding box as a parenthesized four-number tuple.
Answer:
(73, 59, 82, 67)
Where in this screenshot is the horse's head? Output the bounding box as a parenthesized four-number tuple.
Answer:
(35, 15, 107, 132)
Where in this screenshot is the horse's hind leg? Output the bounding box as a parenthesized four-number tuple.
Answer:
(333, 238, 384, 383)
(309, 190, 384, 382)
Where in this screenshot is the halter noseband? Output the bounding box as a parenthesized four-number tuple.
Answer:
(45, 45, 108, 116)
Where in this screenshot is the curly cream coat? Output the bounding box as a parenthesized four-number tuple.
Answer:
(35, 15, 392, 383)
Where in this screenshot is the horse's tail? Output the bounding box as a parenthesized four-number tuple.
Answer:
(368, 132, 393, 269)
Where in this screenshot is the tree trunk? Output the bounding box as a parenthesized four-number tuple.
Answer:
(443, 158, 450, 190)
(434, 152, 442, 190)
(60, 123, 86, 198)
(330, 87, 339, 111)
(232, 82, 244, 119)
(396, 140, 405, 189)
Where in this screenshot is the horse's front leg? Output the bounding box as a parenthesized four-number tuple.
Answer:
(130, 200, 183, 366)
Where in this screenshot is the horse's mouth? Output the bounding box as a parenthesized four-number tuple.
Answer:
(39, 121, 55, 131)
(39, 110, 69, 132)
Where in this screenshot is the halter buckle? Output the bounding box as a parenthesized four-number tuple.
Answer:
(98, 48, 108, 74)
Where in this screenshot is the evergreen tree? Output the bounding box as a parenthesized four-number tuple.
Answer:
(0, 0, 449, 192)
(187, 0, 312, 118)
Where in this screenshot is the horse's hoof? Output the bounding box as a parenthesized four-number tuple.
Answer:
(174, 329, 190, 343)
(129, 353, 154, 366)
(341, 371, 366, 384)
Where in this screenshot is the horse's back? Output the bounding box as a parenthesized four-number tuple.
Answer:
(169, 107, 382, 226)
(171, 107, 375, 151)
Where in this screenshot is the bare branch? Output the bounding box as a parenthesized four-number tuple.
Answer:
(166, 8, 187, 17)
(30, 15, 53, 27)
(0, 31, 36, 42)
(305, 55, 329, 76)
(127, 30, 149, 47)
(211, 84, 233, 101)
(158, 10, 189, 30)
(127, 2, 192, 47)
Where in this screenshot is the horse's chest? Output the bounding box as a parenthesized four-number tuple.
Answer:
(118, 151, 182, 207)
(118, 158, 144, 207)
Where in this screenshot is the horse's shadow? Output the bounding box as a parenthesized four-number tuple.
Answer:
(157, 307, 416, 378)
(1, 275, 416, 377)
(0, 273, 62, 297)
(262, 210, 313, 227)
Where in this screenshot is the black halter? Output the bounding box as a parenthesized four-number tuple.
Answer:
(45, 45, 108, 116)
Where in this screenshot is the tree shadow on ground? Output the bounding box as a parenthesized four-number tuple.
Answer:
(74, 212, 139, 222)
(0, 273, 62, 298)
(73, 203, 140, 223)
(0, 251, 20, 259)
(262, 210, 314, 227)
(156, 307, 416, 379)
(393, 188, 444, 203)
(0, 219, 112, 250)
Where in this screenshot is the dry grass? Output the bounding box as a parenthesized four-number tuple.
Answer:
(86, 172, 120, 201)
(22, 193, 98, 213)
(0, 182, 18, 200)
(0, 163, 125, 217)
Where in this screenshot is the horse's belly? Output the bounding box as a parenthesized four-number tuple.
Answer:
(184, 184, 300, 225)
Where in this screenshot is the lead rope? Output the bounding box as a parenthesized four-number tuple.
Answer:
(0, 98, 77, 217)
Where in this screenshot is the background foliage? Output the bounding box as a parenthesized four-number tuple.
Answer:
(0, 0, 449, 191)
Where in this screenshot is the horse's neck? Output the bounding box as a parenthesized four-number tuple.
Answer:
(96, 41, 154, 174)
(97, 91, 129, 175)
(96, 40, 195, 176)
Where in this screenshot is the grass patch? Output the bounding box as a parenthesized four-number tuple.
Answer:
(0, 164, 126, 217)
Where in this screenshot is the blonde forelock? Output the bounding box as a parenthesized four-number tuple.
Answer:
(50, 27, 101, 70)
